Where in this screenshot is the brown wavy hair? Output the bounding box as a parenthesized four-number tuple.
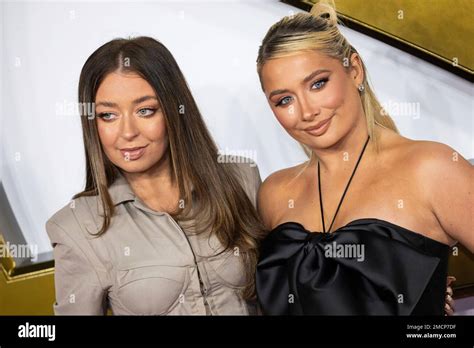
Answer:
(74, 36, 265, 299)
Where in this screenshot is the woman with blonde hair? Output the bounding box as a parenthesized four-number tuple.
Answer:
(255, 1, 471, 315)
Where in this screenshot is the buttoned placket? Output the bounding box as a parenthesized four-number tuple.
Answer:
(131, 197, 213, 315)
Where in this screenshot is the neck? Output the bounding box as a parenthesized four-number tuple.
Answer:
(310, 120, 372, 174)
(122, 150, 176, 201)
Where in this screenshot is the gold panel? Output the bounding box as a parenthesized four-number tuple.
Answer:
(0, 234, 55, 315)
(288, 0, 472, 78)
(448, 245, 474, 297)
(333, 0, 472, 73)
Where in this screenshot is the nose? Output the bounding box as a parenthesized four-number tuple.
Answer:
(299, 94, 320, 122)
(120, 112, 139, 141)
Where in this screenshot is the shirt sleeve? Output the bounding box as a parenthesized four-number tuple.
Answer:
(249, 162, 262, 207)
(234, 159, 262, 209)
(46, 219, 108, 315)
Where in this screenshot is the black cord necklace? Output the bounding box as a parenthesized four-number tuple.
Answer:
(317, 135, 371, 233)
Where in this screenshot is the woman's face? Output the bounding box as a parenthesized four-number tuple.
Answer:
(94, 71, 168, 173)
(261, 51, 364, 150)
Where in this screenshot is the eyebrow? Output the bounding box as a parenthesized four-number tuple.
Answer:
(95, 95, 158, 108)
(268, 69, 331, 99)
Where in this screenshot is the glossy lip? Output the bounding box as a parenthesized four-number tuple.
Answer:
(303, 115, 334, 136)
(119, 144, 148, 161)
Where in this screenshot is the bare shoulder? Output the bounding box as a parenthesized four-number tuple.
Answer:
(257, 161, 310, 229)
(389, 135, 473, 249)
(398, 138, 472, 174)
(380, 130, 472, 197)
(376, 128, 471, 173)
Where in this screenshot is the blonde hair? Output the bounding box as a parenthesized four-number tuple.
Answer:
(256, 0, 398, 155)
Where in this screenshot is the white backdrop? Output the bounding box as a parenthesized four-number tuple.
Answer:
(1, 0, 472, 255)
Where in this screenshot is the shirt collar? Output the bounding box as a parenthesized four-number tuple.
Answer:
(104, 170, 194, 216)
(108, 171, 136, 206)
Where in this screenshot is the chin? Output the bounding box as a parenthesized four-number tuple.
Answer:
(297, 132, 340, 151)
(116, 160, 154, 174)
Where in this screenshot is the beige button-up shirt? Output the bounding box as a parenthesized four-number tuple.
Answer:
(46, 161, 261, 315)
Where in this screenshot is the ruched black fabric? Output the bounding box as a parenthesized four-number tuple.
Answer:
(256, 218, 449, 315)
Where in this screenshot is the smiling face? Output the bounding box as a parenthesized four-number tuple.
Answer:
(261, 50, 365, 150)
(94, 71, 169, 174)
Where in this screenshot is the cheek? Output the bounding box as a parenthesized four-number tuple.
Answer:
(323, 90, 344, 110)
(97, 122, 119, 149)
(273, 106, 300, 129)
(322, 80, 346, 109)
(141, 117, 167, 143)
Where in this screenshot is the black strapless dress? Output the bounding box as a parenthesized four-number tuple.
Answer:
(256, 136, 450, 315)
(256, 218, 449, 315)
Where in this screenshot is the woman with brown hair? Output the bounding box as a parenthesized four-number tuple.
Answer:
(255, 1, 471, 315)
(46, 36, 264, 315)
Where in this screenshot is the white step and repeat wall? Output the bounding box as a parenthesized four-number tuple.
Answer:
(1, 0, 472, 257)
